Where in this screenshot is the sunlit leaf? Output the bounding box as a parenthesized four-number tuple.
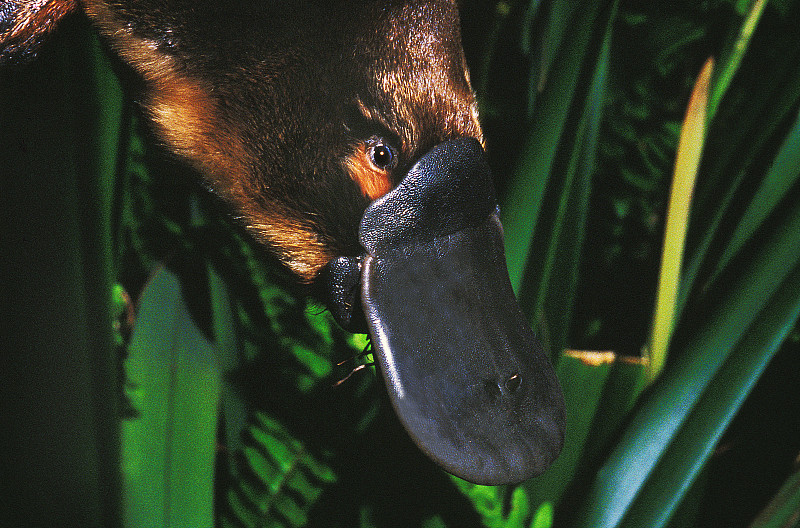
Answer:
(645, 57, 713, 382)
(122, 266, 222, 527)
(451, 480, 531, 528)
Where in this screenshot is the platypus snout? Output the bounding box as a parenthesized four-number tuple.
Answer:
(319, 138, 566, 485)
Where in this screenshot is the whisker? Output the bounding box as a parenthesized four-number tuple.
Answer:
(336, 340, 373, 366)
(333, 362, 374, 387)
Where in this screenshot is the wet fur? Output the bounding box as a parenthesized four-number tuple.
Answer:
(1, 0, 483, 282)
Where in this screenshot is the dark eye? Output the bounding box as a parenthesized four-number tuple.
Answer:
(367, 141, 397, 170)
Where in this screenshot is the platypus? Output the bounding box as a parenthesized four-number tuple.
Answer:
(1, 0, 565, 485)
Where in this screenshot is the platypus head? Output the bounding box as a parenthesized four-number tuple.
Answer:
(2, 0, 565, 485)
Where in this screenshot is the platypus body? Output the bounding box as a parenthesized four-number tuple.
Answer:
(1, 0, 565, 485)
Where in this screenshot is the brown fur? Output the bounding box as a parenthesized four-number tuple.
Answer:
(1, 0, 483, 283)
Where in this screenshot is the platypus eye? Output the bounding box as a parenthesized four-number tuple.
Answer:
(367, 140, 397, 171)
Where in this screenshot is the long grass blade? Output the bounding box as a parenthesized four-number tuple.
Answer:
(708, 0, 768, 121)
(748, 465, 800, 528)
(681, 13, 800, 317)
(677, 58, 800, 321)
(523, 4, 612, 353)
(500, 0, 608, 292)
(645, 58, 713, 382)
(709, 108, 800, 285)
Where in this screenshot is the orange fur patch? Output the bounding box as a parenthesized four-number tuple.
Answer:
(245, 214, 336, 282)
(343, 143, 392, 200)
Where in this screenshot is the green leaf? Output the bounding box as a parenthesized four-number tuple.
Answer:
(531, 502, 554, 528)
(617, 266, 800, 527)
(525, 0, 582, 116)
(581, 354, 648, 464)
(517, 1, 613, 353)
(122, 266, 222, 527)
(421, 515, 448, 528)
(451, 480, 531, 528)
(244, 446, 280, 489)
(223, 411, 337, 528)
(1, 18, 125, 525)
(708, 0, 768, 121)
(475, 1, 513, 96)
(500, 0, 610, 292)
(227, 487, 260, 528)
(683, 21, 800, 315)
(711, 108, 800, 283)
(525, 351, 618, 508)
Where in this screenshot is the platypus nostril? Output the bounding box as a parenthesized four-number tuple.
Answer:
(505, 373, 521, 394)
